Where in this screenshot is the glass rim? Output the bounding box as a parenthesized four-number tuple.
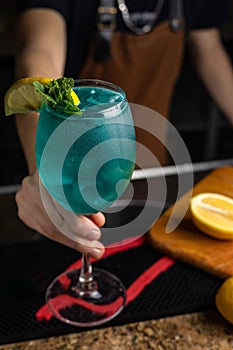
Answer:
(73, 79, 126, 100)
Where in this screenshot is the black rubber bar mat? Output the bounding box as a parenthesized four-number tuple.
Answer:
(0, 236, 222, 345)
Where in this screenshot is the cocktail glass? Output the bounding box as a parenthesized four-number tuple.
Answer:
(36, 79, 136, 326)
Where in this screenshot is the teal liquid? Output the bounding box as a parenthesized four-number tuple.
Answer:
(36, 85, 136, 214)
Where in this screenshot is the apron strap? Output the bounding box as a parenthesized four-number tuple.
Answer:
(95, 0, 117, 61)
(95, 0, 184, 61)
(169, 0, 184, 32)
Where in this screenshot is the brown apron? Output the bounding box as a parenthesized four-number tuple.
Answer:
(79, 20, 185, 166)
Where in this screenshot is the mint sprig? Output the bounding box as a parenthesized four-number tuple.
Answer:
(33, 78, 81, 114)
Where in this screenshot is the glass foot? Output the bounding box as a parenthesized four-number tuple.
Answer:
(46, 268, 126, 327)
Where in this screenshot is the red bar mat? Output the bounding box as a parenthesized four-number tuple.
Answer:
(35, 234, 175, 321)
(0, 236, 221, 345)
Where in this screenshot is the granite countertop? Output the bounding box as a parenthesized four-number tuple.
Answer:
(1, 311, 233, 350)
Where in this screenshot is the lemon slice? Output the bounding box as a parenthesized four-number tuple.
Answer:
(4, 77, 80, 116)
(216, 276, 233, 324)
(190, 192, 233, 240)
(4, 77, 53, 116)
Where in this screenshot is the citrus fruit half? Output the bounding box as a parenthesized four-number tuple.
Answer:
(216, 276, 233, 324)
(190, 192, 233, 240)
(4, 77, 79, 116)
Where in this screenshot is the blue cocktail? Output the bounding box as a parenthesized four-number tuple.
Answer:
(36, 79, 136, 326)
(36, 82, 135, 214)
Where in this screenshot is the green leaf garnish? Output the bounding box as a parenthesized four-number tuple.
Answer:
(33, 78, 81, 114)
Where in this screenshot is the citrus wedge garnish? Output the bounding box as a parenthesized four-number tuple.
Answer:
(4, 77, 80, 116)
(4, 77, 53, 116)
(190, 192, 233, 240)
(70, 89, 79, 106)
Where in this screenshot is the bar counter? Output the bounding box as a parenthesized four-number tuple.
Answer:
(1, 311, 233, 349)
(1, 160, 233, 349)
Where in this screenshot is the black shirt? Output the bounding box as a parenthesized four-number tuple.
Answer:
(18, 0, 230, 76)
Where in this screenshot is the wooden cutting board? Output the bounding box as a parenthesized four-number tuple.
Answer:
(148, 166, 233, 279)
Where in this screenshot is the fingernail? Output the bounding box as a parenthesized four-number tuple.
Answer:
(89, 248, 103, 259)
(85, 229, 100, 240)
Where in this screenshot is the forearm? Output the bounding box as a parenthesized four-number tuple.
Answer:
(188, 30, 233, 126)
(14, 8, 66, 173)
(191, 44, 233, 126)
(15, 112, 38, 174)
(15, 50, 63, 173)
(15, 42, 64, 78)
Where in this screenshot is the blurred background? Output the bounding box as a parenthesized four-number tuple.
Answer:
(0, 0, 233, 186)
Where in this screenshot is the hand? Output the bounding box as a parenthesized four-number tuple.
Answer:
(15, 171, 106, 259)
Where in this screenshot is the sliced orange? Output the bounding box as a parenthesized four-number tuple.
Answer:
(190, 192, 233, 240)
(4, 77, 80, 116)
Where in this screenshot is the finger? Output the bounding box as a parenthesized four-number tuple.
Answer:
(69, 239, 105, 259)
(40, 225, 105, 259)
(18, 176, 105, 257)
(25, 200, 105, 259)
(88, 212, 106, 227)
(16, 188, 105, 259)
(39, 185, 103, 246)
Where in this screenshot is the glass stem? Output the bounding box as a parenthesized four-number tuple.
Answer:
(79, 253, 93, 284)
(76, 254, 97, 293)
